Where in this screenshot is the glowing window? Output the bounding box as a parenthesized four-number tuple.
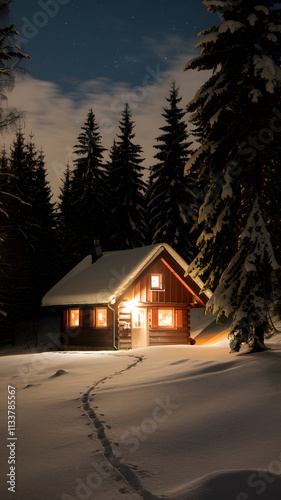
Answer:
(151, 274, 162, 290)
(158, 309, 174, 327)
(69, 309, 80, 327)
(133, 309, 145, 329)
(96, 308, 107, 327)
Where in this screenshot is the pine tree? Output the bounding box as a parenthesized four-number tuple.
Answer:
(32, 147, 59, 297)
(109, 104, 147, 250)
(7, 130, 36, 252)
(0, 132, 58, 342)
(0, 131, 37, 341)
(0, 146, 9, 218)
(0, 0, 30, 334)
(57, 163, 75, 275)
(0, 0, 30, 132)
(184, 0, 281, 352)
(147, 82, 195, 262)
(70, 109, 106, 261)
(103, 139, 118, 251)
(0, 146, 10, 321)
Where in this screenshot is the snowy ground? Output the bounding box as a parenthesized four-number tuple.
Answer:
(1, 315, 281, 500)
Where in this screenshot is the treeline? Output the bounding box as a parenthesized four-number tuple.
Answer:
(0, 133, 59, 340)
(0, 83, 200, 342)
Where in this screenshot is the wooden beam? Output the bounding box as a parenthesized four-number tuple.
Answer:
(160, 258, 205, 307)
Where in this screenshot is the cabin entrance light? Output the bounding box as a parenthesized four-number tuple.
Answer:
(123, 299, 137, 313)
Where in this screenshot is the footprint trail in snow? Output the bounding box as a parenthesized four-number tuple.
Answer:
(80, 354, 169, 500)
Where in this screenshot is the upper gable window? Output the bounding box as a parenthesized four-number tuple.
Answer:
(151, 274, 163, 290)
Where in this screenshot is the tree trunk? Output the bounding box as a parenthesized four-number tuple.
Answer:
(248, 322, 268, 352)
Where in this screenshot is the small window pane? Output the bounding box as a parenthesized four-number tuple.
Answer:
(158, 309, 173, 327)
(69, 309, 80, 327)
(96, 308, 107, 327)
(151, 274, 162, 289)
(133, 309, 145, 328)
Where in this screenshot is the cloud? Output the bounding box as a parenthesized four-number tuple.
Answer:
(3, 45, 209, 201)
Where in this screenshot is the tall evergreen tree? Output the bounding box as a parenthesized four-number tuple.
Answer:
(0, 0, 30, 133)
(0, 0, 30, 328)
(70, 109, 106, 261)
(0, 145, 9, 217)
(184, 0, 281, 352)
(57, 163, 76, 275)
(147, 82, 195, 262)
(0, 131, 37, 340)
(0, 146, 10, 320)
(32, 146, 59, 297)
(109, 103, 147, 250)
(0, 132, 58, 342)
(103, 139, 118, 251)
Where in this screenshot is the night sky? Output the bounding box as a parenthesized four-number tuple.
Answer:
(7, 0, 216, 198)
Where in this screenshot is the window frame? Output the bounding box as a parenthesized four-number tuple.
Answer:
(150, 274, 163, 291)
(69, 308, 81, 328)
(132, 308, 146, 329)
(157, 308, 174, 328)
(96, 307, 108, 328)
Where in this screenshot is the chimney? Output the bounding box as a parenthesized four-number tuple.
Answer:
(92, 239, 103, 264)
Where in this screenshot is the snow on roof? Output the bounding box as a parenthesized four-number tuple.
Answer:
(42, 243, 209, 307)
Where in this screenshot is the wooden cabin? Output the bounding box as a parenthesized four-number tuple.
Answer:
(42, 244, 210, 350)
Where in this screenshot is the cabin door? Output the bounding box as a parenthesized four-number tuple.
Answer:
(131, 308, 147, 349)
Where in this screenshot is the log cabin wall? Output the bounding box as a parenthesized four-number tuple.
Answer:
(148, 306, 190, 346)
(117, 304, 132, 349)
(62, 306, 114, 349)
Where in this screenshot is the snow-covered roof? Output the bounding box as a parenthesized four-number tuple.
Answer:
(42, 243, 209, 307)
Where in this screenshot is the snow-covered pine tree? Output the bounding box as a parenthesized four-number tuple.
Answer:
(147, 82, 195, 262)
(70, 109, 107, 261)
(184, 0, 281, 351)
(109, 103, 147, 250)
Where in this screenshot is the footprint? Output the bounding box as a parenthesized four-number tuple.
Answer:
(170, 359, 189, 366)
(119, 487, 127, 494)
(50, 369, 67, 378)
(22, 384, 41, 389)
